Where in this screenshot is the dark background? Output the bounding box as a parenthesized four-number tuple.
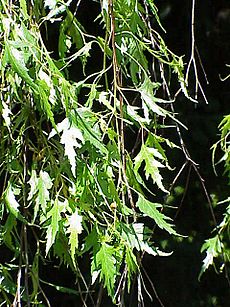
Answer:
(40, 0, 230, 306)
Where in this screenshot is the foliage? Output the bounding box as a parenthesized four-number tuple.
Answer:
(199, 114, 230, 280)
(1, 0, 224, 306)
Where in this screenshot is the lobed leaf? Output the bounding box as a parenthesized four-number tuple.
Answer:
(134, 143, 168, 193)
(67, 210, 83, 262)
(136, 195, 178, 235)
(199, 236, 223, 280)
(94, 243, 117, 297)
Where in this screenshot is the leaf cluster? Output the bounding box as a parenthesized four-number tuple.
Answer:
(0, 0, 190, 305)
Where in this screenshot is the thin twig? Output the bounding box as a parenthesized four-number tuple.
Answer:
(114, 265, 127, 306)
(109, 0, 136, 220)
(137, 273, 144, 307)
(169, 161, 188, 193)
(185, 0, 208, 103)
(13, 224, 25, 307)
(174, 163, 192, 220)
(192, 164, 230, 287)
(23, 142, 30, 307)
(96, 284, 104, 307)
(141, 266, 165, 307)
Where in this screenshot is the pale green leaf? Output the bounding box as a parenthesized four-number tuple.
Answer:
(19, 0, 29, 19)
(94, 243, 117, 297)
(5, 42, 37, 90)
(45, 0, 72, 20)
(127, 105, 148, 125)
(4, 183, 26, 223)
(67, 210, 83, 262)
(38, 69, 56, 105)
(46, 199, 66, 254)
(44, 0, 57, 10)
(136, 195, 178, 235)
(28, 170, 38, 201)
(36, 171, 53, 214)
(199, 236, 222, 280)
(121, 223, 171, 257)
(134, 144, 168, 193)
(49, 118, 84, 176)
(1, 100, 12, 128)
(125, 247, 138, 291)
(4, 183, 20, 217)
(145, 0, 166, 32)
(139, 77, 165, 117)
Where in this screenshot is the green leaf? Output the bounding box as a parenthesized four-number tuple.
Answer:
(46, 199, 66, 254)
(0, 265, 17, 295)
(134, 143, 168, 193)
(139, 76, 165, 118)
(1, 100, 12, 128)
(67, 210, 83, 262)
(4, 183, 26, 223)
(74, 111, 107, 155)
(136, 195, 178, 235)
(37, 85, 55, 126)
(199, 236, 222, 280)
(64, 10, 85, 52)
(2, 214, 17, 251)
(19, 0, 29, 19)
(5, 42, 37, 90)
(49, 118, 84, 177)
(5, 184, 19, 216)
(145, 0, 166, 32)
(125, 247, 138, 291)
(121, 222, 170, 255)
(96, 37, 112, 58)
(81, 226, 99, 255)
(94, 243, 117, 297)
(53, 235, 74, 268)
(44, 0, 57, 10)
(35, 171, 53, 216)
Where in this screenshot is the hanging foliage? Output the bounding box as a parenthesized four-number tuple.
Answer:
(1, 0, 223, 305)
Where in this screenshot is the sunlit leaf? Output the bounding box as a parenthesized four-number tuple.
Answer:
(46, 199, 67, 254)
(125, 247, 138, 291)
(134, 143, 168, 192)
(67, 210, 83, 262)
(5, 42, 36, 89)
(136, 195, 178, 235)
(36, 171, 53, 215)
(94, 243, 117, 297)
(19, 0, 29, 19)
(139, 76, 165, 117)
(1, 100, 12, 128)
(49, 118, 84, 176)
(199, 236, 222, 280)
(44, 0, 57, 10)
(4, 183, 26, 222)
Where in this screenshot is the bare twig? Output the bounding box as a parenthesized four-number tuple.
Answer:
(13, 262, 22, 307)
(96, 284, 104, 307)
(174, 163, 192, 220)
(141, 266, 165, 307)
(185, 0, 208, 103)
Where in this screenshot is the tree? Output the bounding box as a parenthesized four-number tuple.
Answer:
(0, 0, 229, 306)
